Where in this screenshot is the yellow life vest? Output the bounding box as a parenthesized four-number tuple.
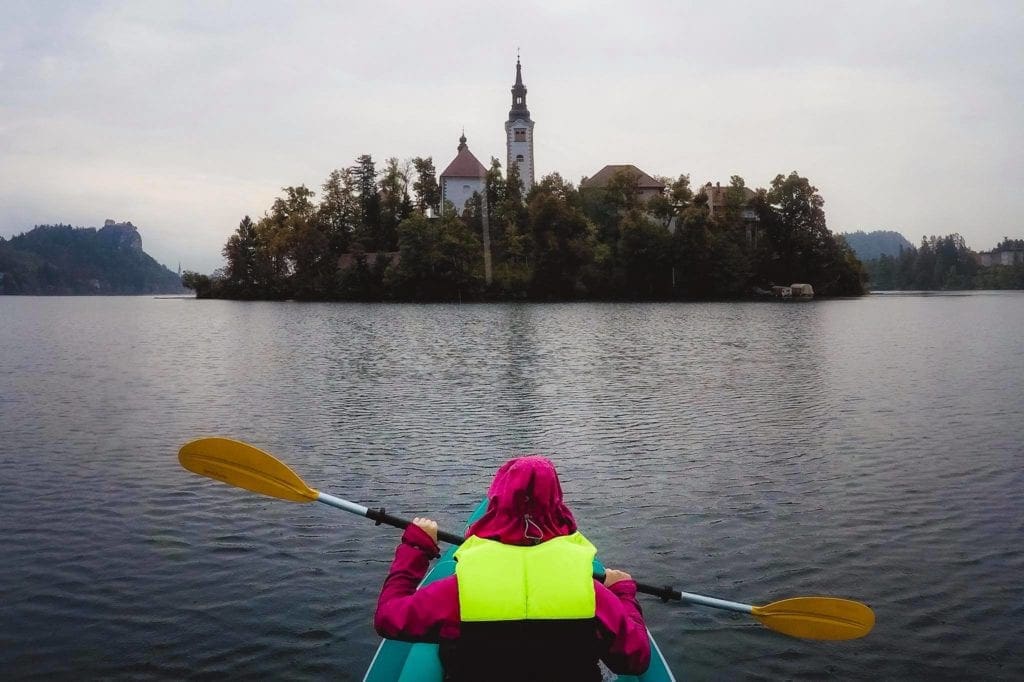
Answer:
(454, 532, 597, 622)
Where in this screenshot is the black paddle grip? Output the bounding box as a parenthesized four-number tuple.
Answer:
(366, 507, 465, 546)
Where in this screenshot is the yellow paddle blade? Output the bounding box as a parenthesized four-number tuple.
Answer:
(752, 597, 875, 640)
(178, 437, 318, 503)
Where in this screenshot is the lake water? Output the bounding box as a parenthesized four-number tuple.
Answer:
(1, 293, 1022, 680)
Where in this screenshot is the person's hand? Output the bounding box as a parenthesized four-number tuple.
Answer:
(603, 569, 632, 587)
(412, 517, 438, 544)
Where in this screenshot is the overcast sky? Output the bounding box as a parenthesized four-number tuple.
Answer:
(2, 1, 1022, 273)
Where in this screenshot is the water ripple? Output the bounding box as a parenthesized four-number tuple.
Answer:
(0, 294, 1022, 680)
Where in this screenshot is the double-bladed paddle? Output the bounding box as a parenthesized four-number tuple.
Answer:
(178, 437, 875, 641)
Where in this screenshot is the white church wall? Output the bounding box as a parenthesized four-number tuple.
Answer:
(442, 177, 484, 215)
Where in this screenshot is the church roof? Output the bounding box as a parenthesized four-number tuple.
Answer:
(440, 134, 488, 178)
(580, 164, 665, 190)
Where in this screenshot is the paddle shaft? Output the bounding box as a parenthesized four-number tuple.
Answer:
(318, 492, 465, 546)
(319, 492, 753, 611)
(179, 439, 873, 639)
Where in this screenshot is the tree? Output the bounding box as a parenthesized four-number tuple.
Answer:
(526, 173, 597, 298)
(616, 209, 673, 298)
(265, 185, 336, 298)
(319, 168, 360, 256)
(385, 212, 482, 300)
(181, 270, 215, 298)
(411, 157, 441, 214)
(755, 171, 864, 295)
(222, 215, 259, 295)
(649, 173, 694, 223)
(377, 157, 412, 251)
(672, 206, 714, 297)
(352, 154, 381, 249)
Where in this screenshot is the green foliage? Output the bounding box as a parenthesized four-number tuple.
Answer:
(181, 270, 215, 298)
(378, 157, 413, 251)
(386, 213, 482, 300)
(319, 168, 359, 255)
(614, 210, 673, 298)
(337, 248, 390, 301)
(974, 264, 1024, 289)
(672, 207, 752, 298)
(411, 157, 441, 214)
(526, 173, 597, 298)
(221, 215, 260, 296)
(754, 172, 864, 296)
(197, 156, 881, 301)
(353, 154, 381, 249)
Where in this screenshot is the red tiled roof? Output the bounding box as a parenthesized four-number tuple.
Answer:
(580, 164, 665, 190)
(440, 147, 488, 178)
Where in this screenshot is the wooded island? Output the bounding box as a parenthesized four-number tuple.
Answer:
(183, 159, 866, 302)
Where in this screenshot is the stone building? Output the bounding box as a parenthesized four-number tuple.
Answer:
(977, 250, 1024, 267)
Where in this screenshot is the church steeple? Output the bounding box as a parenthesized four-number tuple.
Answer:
(509, 56, 530, 120)
(505, 55, 535, 192)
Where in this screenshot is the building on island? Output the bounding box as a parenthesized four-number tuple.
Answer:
(439, 132, 488, 215)
(579, 164, 666, 202)
(437, 57, 535, 215)
(506, 56, 535, 193)
(700, 181, 761, 247)
(976, 249, 1023, 267)
(700, 182, 758, 222)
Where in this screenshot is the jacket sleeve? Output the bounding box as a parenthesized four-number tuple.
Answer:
(594, 579, 651, 674)
(373, 525, 460, 642)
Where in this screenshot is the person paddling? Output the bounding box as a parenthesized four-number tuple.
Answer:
(374, 455, 651, 681)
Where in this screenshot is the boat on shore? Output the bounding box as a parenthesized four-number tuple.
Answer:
(754, 283, 815, 300)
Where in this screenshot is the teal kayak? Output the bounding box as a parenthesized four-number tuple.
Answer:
(364, 499, 676, 682)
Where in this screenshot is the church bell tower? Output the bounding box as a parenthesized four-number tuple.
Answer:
(505, 56, 535, 193)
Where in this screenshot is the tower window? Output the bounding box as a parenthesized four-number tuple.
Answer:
(514, 128, 526, 142)
(516, 97, 523, 104)
(516, 154, 524, 163)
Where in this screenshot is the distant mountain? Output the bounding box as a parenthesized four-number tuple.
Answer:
(840, 230, 914, 261)
(0, 220, 186, 295)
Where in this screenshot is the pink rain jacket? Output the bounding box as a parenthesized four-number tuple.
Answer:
(374, 456, 651, 675)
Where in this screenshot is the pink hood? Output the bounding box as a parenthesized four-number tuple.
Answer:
(465, 455, 577, 545)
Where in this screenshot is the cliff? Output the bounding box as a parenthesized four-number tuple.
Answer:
(0, 220, 186, 295)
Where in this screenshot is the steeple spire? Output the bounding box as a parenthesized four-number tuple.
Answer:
(509, 56, 529, 120)
(458, 129, 467, 150)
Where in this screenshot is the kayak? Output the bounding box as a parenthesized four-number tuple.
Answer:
(364, 498, 677, 682)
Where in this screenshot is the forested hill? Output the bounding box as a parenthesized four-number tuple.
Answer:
(0, 221, 185, 295)
(841, 230, 913, 261)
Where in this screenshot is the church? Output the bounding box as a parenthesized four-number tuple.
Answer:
(439, 57, 535, 214)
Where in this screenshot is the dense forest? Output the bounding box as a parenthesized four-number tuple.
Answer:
(863, 236, 1024, 290)
(0, 222, 185, 295)
(183, 155, 866, 301)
